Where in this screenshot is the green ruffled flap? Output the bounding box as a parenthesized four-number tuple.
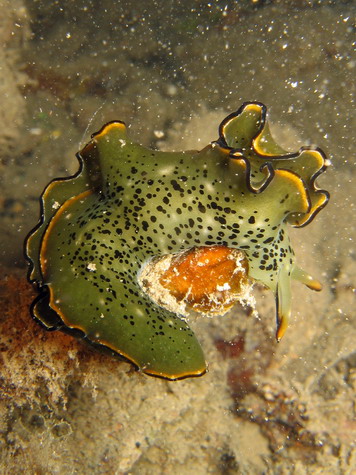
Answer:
(218, 102, 330, 227)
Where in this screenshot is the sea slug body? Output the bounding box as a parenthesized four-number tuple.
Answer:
(25, 102, 330, 379)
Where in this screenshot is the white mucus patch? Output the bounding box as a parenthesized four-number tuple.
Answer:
(216, 283, 231, 291)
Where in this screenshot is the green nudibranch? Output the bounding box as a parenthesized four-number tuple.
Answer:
(25, 102, 329, 380)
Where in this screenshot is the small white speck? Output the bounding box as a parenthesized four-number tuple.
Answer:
(217, 283, 231, 291)
(52, 201, 60, 210)
(166, 84, 177, 96)
(119, 139, 126, 147)
(100, 313, 105, 319)
(68, 350, 76, 359)
(87, 262, 97, 271)
(29, 127, 42, 136)
(154, 130, 165, 139)
(159, 165, 175, 176)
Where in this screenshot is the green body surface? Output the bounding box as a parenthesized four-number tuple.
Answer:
(25, 102, 329, 379)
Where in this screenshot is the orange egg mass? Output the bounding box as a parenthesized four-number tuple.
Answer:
(139, 245, 252, 317)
